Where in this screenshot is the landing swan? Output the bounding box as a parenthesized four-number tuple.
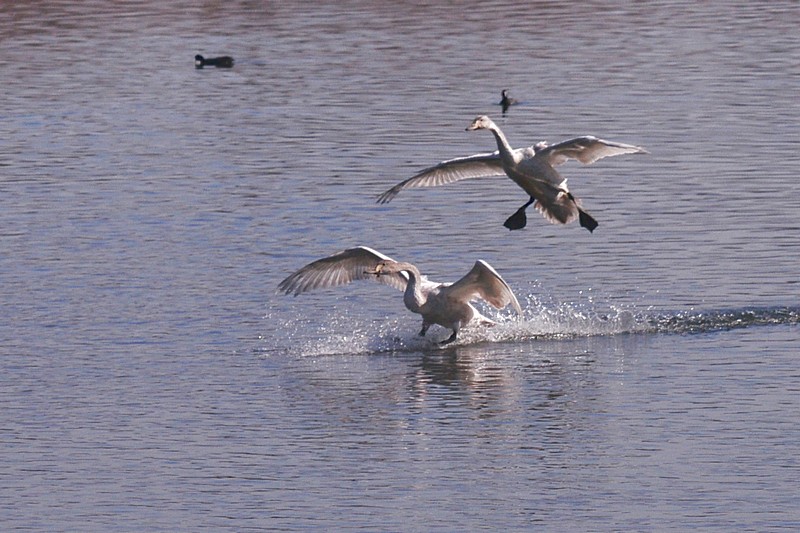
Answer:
(278, 246, 522, 344)
(378, 115, 648, 232)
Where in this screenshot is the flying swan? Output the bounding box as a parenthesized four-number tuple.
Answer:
(278, 246, 522, 344)
(378, 115, 648, 232)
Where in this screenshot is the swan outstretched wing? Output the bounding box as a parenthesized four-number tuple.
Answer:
(278, 246, 408, 296)
(444, 260, 522, 314)
(377, 152, 505, 204)
(538, 136, 648, 167)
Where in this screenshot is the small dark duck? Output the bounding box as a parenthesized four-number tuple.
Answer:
(499, 89, 518, 114)
(195, 54, 234, 69)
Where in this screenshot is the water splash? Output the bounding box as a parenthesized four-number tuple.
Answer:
(262, 301, 799, 357)
(259, 311, 432, 357)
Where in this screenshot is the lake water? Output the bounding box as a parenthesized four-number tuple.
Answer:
(1, 1, 799, 531)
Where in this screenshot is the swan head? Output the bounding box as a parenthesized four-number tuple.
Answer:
(466, 115, 496, 131)
(366, 260, 414, 279)
(366, 260, 395, 277)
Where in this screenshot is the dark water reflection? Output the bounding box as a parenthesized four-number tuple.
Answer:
(1, 0, 799, 531)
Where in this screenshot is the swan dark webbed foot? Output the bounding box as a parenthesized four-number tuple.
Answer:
(565, 192, 598, 233)
(504, 197, 536, 231)
(579, 210, 598, 233)
(503, 208, 527, 230)
(419, 324, 430, 337)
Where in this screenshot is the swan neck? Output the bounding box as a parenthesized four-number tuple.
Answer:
(489, 125, 515, 158)
(399, 264, 425, 312)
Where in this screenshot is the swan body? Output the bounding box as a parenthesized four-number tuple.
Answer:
(278, 246, 522, 344)
(378, 115, 648, 232)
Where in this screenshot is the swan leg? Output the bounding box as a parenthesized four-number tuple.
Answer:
(419, 323, 430, 337)
(439, 320, 462, 344)
(441, 330, 458, 344)
(566, 192, 598, 233)
(503, 197, 535, 230)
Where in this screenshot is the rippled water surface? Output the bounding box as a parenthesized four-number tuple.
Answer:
(2, 1, 799, 531)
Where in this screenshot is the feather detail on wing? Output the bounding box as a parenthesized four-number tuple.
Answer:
(537, 136, 648, 167)
(444, 260, 522, 314)
(377, 152, 505, 204)
(278, 246, 408, 296)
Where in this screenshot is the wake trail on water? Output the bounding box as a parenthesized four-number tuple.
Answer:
(263, 303, 800, 357)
